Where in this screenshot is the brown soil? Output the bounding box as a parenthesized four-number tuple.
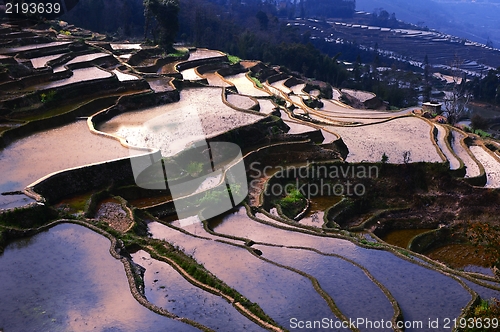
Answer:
(325, 163, 500, 254)
(95, 198, 133, 232)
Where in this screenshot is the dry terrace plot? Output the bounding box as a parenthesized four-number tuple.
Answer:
(97, 87, 264, 156)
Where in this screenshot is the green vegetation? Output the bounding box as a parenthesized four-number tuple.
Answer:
(185, 161, 203, 177)
(250, 76, 263, 88)
(39, 90, 57, 103)
(167, 48, 189, 57)
(226, 54, 241, 65)
(464, 298, 500, 332)
(0, 205, 57, 229)
(360, 238, 382, 248)
(474, 130, 492, 138)
(278, 186, 307, 218)
(271, 95, 286, 106)
(463, 126, 492, 138)
(303, 98, 324, 109)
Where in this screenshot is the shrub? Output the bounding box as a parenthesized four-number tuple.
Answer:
(40, 90, 56, 103)
(250, 76, 263, 88)
(474, 129, 492, 138)
(226, 54, 240, 65)
(185, 161, 203, 176)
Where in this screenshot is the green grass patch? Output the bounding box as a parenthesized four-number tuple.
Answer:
(227, 54, 241, 65)
(250, 76, 263, 88)
(167, 47, 189, 57)
(474, 129, 492, 138)
(278, 187, 307, 218)
(463, 298, 500, 331)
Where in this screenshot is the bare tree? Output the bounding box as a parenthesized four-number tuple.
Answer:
(444, 58, 471, 125)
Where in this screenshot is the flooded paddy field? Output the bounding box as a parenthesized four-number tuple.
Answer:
(226, 94, 257, 110)
(253, 245, 394, 331)
(450, 130, 481, 178)
(30, 53, 65, 68)
(341, 89, 375, 103)
(328, 117, 442, 163)
(2, 20, 500, 330)
(211, 207, 473, 327)
(180, 67, 203, 81)
(147, 221, 339, 327)
(0, 120, 131, 209)
(299, 195, 342, 227)
(131, 250, 266, 331)
(112, 69, 139, 81)
(434, 124, 460, 170)
(33, 67, 113, 90)
(222, 73, 271, 97)
(270, 79, 292, 95)
(66, 53, 110, 65)
(469, 145, 500, 187)
(0, 223, 197, 331)
(97, 88, 263, 156)
(200, 70, 231, 87)
(289, 83, 306, 95)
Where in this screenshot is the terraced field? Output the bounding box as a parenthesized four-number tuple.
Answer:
(1, 20, 499, 332)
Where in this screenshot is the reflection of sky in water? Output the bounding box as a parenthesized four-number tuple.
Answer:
(132, 250, 265, 331)
(97, 88, 262, 157)
(211, 206, 473, 326)
(147, 220, 339, 327)
(254, 245, 394, 331)
(0, 223, 198, 331)
(0, 120, 131, 209)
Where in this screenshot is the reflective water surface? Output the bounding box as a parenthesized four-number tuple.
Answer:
(0, 223, 198, 331)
